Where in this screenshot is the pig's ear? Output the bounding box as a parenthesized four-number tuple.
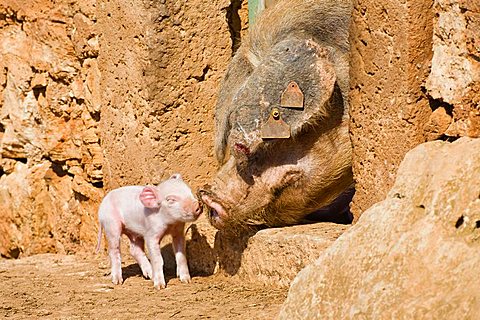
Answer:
(139, 187, 161, 209)
(170, 173, 182, 180)
(288, 41, 338, 137)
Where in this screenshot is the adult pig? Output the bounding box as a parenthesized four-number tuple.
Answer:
(96, 174, 202, 289)
(199, 0, 353, 229)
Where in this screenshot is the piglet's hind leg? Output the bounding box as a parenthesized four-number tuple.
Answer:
(107, 235, 123, 285)
(171, 224, 191, 284)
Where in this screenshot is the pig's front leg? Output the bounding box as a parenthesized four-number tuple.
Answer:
(145, 231, 167, 289)
(127, 234, 152, 279)
(171, 223, 191, 283)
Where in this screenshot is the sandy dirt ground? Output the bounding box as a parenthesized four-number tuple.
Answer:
(0, 253, 288, 319)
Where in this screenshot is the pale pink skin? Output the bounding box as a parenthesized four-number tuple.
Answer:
(96, 174, 202, 289)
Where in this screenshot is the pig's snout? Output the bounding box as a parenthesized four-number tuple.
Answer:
(197, 189, 227, 228)
(193, 200, 203, 217)
(181, 198, 202, 220)
(185, 199, 202, 218)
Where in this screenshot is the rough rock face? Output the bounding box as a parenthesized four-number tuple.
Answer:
(279, 137, 480, 319)
(0, 0, 247, 258)
(182, 217, 348, 288)
(0, 1, 103, 257)
(231, 223, 348, 287)
(349, 0, 434, 220)
(350, 0, 480, 219)
(425, 0, 480, 139)
(97, 0, 248, 191)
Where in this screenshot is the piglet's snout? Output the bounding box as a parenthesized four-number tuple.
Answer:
(193, 200, 202, 217)
(186, 199, 202, 218)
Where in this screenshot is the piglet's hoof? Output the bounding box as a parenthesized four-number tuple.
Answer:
(180, 274, 191, 284)
(154, 281, 166, 290)
(111, 275, 123, 285)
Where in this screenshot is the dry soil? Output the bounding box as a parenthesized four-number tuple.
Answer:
(0, 253, 287, 319)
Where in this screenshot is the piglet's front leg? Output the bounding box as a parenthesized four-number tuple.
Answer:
(146, 233, 166, 289)
(127, 235, 152, 279)
(171, 223, 191, 283)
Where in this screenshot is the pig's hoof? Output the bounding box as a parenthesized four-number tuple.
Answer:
(142, 266, 153, 279)
(111, 275, 123, 285)
(154, 282, 166, 290)
(179, 274, 191, 284)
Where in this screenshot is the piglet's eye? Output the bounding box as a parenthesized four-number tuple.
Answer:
(166, 196, 178, 204)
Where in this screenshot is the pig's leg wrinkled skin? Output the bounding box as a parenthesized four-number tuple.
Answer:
(126, 234, 152, 279)
(171, 223, 191, 283)
(145, 229, 168, 289)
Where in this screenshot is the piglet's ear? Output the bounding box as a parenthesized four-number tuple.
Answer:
(139, 187, 160, 209)
(170, 173, 182, 180)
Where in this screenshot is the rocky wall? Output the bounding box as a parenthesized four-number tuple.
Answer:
(425, 0, 480, 139)
(97, 0, 248, 191)
(0, 0, 103, 258)
(3, 0, 476, 263)
(349, 0, 480, 219)
(0, 0, 249, 258)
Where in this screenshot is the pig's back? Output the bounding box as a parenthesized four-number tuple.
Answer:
(105, 186, 145, 205)
(99, 186, 146, 221)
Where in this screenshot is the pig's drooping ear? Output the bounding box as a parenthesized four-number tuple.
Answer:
(286, 41, 338, 137)
(139, 187, 161, 209)
(170, 173, 182, 180)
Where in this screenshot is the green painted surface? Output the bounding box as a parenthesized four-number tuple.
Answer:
(248, 0, 260, 25)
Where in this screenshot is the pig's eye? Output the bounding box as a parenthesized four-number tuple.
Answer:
(166, 196, 178, 205)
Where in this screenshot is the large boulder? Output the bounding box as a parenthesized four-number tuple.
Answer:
(279, 137, 480, 319)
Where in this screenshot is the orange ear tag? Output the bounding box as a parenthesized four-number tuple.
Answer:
(261, 108, 291, 139)
(280, 81, 304, 109)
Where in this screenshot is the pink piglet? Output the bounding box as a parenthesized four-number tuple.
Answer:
(96, 173, 202, 289)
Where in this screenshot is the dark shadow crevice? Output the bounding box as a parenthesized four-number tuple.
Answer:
(226, 0, 243, 55)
